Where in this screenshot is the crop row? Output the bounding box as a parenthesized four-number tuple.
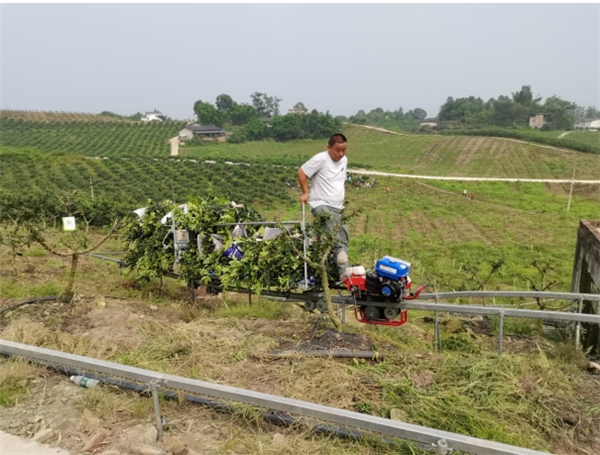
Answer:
(0, 150, 297, 221)
(0, 110, 135, 123)
(0, 118, 185, 157)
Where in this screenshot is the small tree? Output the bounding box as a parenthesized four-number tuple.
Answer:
(244, 118, 269, 141)
(29, 221, 118, 303)
(282, 208, 358, 331)
(193, 100, 227, 127)
(0, 223, 33, 275)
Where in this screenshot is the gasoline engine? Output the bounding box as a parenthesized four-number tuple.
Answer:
(342, 256, 425, 325)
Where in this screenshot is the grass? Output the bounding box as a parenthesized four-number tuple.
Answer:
(0, 284, 598, 452)
(258, 175, 598, 297)
(1, 116, 600, 452)
(0, 359, 42, 407)
(566, 130, 600, 149)
(0, 280, 63, 299)
(183, 125, 600, 180)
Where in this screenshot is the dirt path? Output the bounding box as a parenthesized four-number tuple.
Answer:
(351, 168, 600, 184)
(343, 123, 405, 136)
(0, 430, 73, 454)
(558, 131, 572, 138)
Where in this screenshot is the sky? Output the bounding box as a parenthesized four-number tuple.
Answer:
(1, 3, 598, 120)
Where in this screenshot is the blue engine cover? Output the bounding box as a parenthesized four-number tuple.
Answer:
(375, 256, 411, 280)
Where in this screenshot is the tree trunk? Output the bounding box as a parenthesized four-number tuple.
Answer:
(58, 253, 78, 303)
(318, 262, 342, 331)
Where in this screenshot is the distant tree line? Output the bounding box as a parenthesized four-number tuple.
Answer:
(192, 93, 340, 143)
(98, 111, 149, 122)
(435, 86, 599, 131)
(338, 106, 428, 132)
(339, 86, 599, 134)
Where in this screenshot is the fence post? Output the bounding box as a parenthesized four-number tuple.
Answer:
(149, 380, 163, 441)
(498, 310, 504, 356)
(575, 297, 583, 350)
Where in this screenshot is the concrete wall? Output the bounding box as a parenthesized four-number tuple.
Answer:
(571, 220, 600, 353)
(529, 114, 546, 129)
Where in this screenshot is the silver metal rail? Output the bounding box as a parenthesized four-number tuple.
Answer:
(0, 339, 550, 455)
(421, 291, 600, 302)
(400, 301, 600, 324)
(407, 292, 600, 354)
(89, 253, 125, 265)
(211, 221, 302, 227)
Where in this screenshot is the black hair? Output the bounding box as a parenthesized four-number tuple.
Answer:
(328, 133, 347, 146)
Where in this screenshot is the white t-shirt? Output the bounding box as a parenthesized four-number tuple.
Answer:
(301, 151, 347, 209)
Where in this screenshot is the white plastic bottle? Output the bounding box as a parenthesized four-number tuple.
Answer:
(69, 375, 100, 388)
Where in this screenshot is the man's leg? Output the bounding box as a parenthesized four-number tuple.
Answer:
(311, 206, 350, 278)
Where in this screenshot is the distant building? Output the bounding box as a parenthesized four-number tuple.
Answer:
(529, 114, 548, 129)
(419, 118, 438, 128)
(179, 125, 226, 140)
(141, 109, 165, 122)
(574, 118, 600, 131)
(288, 107, 308, 115)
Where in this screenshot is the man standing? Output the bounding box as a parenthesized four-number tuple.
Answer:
(298, 133, 350, 280)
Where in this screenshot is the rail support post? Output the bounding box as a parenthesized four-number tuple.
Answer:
(149, 380, 163, 441)
(342, 301, 346, 324)
(434, 297, 442, 352)
(433, 438, 450, 455)
(498, 310, 504, 356)
(434, 310, 441, 352)
(575, 297, 583, 350)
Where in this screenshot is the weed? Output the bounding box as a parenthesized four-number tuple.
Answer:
(0, 359, 41, 407)
(441, 335, 481, 353)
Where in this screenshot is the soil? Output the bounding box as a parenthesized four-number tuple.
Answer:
(0, 371, 254, 455)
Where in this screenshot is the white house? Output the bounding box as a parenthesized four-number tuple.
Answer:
(288, 107, 308, 115)
(178, 125, 226, 140)
(529, 114, 548, 129)
(574, 118, 600, 131)
(141, 109, 165, 122)
(419, 118, 438, 128)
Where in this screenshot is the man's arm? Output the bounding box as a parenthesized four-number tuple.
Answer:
(298, 167, 309, 204)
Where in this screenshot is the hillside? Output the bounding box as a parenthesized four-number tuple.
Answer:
(2, 175, 600, 454)
(0, 109, 137, 123)
(2, 112, 600, 454)
(185, 125, 600, 180)
(0, 117, 185, 157)
(0, 148, 296, 215)
(2, 114, 598, 180)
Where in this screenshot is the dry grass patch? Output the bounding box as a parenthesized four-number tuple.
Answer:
(0, 359, 44, 406)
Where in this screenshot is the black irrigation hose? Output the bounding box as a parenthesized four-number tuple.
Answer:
(0, 297, 58, 316)
(0, 355, 401, 448)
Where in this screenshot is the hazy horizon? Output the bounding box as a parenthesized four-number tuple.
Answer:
(1, 3, 598, 120)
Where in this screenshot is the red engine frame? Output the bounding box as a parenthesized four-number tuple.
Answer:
(354, 306, 409, 326)
(344, 273, 427, 326)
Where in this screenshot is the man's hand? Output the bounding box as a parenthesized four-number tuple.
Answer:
(298, 168, 310, 206)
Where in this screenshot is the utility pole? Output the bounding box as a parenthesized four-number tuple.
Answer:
(567, 168, 576, 212)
